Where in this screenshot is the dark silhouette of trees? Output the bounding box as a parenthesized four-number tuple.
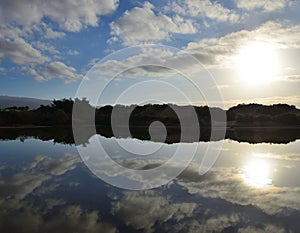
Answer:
(227, 103, 300, 126)
(0, 100, 300, 127)
(0, 98, 93, 126)
(52, 98, 74, 114)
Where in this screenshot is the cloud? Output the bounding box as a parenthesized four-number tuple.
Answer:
(109, 1, 196, 45)
(0, 0, 119, 82)
(37, 61, 83, 82)
(88, 58, 101, 67)
(0, 0, 119, 32)
(0, 37, 49, 65)
(90, 47, 179, 77)
(184, 21, 300, 67)
(67, 50, 80, 56)
(0, 25, 83, 82)
(165, 0, 240, 23)
(0, 0, 43, 26)
(92, 20, 300, 82)
(214, 84, 229, 89)
(34, 41, 60, 54)
(44, 27, 66, 39)
(87, 44, 223, 81)
(0, 24, 28, 40)
(287, 75, 300, 81)
(235, 0, 288, 12)
(0, 26, 56, 80)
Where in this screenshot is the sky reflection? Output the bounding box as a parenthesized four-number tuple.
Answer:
(0, 138, 300, 232)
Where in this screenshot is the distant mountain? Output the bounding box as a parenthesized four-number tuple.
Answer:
(0, 96, 51, 109)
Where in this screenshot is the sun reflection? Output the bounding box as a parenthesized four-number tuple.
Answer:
(242, 159, 272, 188)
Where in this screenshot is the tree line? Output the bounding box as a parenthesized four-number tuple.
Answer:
(1, 99, 300, 127)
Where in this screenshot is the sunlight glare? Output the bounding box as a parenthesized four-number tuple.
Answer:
(234, 41, 280, 85)
(243, 159, 272, 188)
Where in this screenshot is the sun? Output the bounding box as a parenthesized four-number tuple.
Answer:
(234, 41, 280, 85)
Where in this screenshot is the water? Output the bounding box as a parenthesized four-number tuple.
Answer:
(0, 131, 300, 232)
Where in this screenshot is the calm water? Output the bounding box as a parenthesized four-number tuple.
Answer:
(0, 132, 300, 232)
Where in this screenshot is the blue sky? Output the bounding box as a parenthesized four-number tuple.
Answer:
(1, 0, 300, 108)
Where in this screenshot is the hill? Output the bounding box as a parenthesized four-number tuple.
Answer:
(0, 96, 51, 109)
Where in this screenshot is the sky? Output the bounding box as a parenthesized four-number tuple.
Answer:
(1, 0, 300, 108)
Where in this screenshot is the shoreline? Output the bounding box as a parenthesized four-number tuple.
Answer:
(1, 125, 300, 129)
(0, 125, 50, 129)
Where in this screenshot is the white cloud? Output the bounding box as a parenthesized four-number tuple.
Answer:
(214, 84, 229, 90)
(184, 21, 300, 67)
(0, 25, 53, 69)
(0, 0, 43, 26)
(0, 28, 83, 82)
(0, 25, 26, 39)
(235, 0, 288, 12)
(88, 58, 101, 67)
(44, 27, 66, 39)
(67, 50, 80, 56)
(287, 75, 300, 81)
(34, 41, 60, 54)
(38, 61, 83, 82)
(89, 47, 183, 78)
(84, 20, 300, 91)
(0, 0, 119, 32)
(24, 67, 39, 76)
(0, 0, 119, 82)
(165, 0, 240, 23)
(109, 1, 197, 45)
(0, 37, 49, 65)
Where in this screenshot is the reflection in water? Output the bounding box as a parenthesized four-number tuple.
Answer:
(0, 136, 300, 232)
(0, 126, 300, 145)
(243, 158, 272, 188)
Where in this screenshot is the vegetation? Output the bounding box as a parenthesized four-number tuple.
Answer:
(0, 98, 87, 126)
(227, 103, 300, 126)
(1, 99, 300, 127)
(1, 99, 300, 144)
